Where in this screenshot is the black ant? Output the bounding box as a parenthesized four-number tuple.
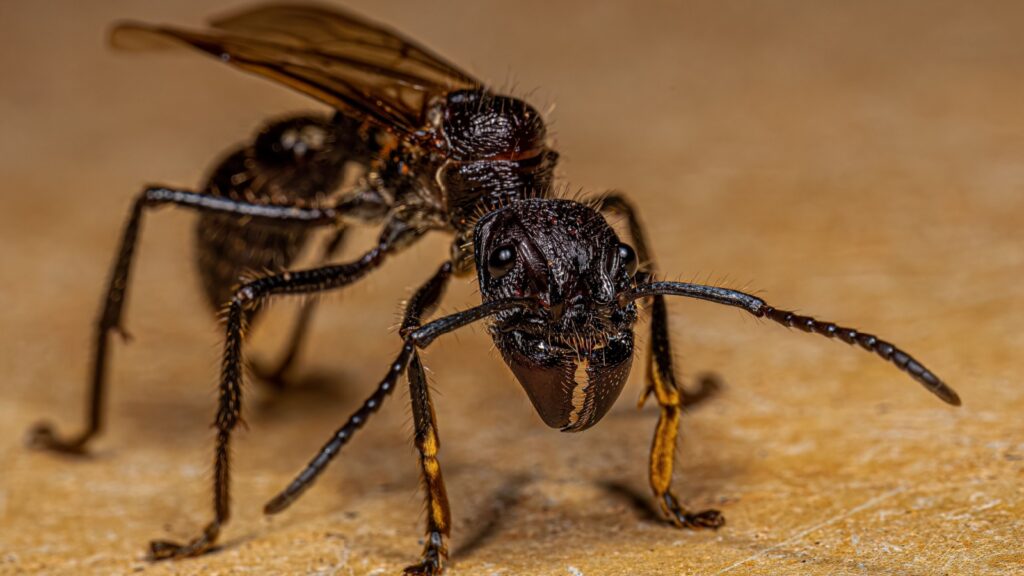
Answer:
(28, 4, 960, 574)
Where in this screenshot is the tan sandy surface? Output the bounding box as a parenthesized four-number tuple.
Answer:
(1, 1, 1022, 575)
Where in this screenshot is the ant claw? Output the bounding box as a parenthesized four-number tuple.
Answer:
(660, 493, 726, 530)
(403, 559, 444, 576)
(148, 535, 216, 561)
(680, 508, 725, 529)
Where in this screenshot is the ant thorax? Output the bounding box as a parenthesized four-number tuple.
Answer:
(437, 90, 559, 232)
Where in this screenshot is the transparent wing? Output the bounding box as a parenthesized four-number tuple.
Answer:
(111, 3, 480, 135)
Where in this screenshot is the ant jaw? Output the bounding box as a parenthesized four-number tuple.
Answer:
(494, 328, 634, 432)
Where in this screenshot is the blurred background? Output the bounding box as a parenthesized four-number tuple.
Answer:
(1, 1, 1021, 574)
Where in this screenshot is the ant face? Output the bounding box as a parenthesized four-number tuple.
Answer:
(474, 199, 639, 432)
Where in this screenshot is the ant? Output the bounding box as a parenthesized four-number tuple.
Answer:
(28, 4, 960, 574)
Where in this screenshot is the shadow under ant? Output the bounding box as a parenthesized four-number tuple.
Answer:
(455, 372, 725, 555)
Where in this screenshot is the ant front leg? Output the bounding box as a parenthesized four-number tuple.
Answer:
(599, 193, 725, 529)
(28, 186, 339, 455)
(149, 226, 413, 560)
(399, 263, 454, 575)
(644, 297, 724, 529)
(404, 352, 450, 575)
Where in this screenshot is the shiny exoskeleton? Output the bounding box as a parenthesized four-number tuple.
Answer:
(29, 5, 961, 575)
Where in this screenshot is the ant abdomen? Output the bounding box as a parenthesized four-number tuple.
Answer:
(194, 115, 360, 312)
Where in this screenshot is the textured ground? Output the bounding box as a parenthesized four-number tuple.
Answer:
(1, 1, 1022, 575)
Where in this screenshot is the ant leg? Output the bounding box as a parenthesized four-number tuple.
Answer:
(149, 224, 423, 560)
(251, 226, 348, 387)
(646, 296, 724, 528)
(28, 186, 339, 455)
(599, 193, 725, 529)
(403, 352, 451, 576)
(398, 264, 454, 575)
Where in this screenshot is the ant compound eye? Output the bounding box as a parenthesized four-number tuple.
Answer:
(487, 244, 517, 279)
(618, 243, 638, 276)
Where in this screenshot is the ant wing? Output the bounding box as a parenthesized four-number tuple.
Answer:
(111, 3, 480, 138)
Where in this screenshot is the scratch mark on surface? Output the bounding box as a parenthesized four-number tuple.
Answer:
(712, 487, 904, 575)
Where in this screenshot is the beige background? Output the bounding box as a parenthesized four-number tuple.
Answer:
(1, 1, 1022, 575)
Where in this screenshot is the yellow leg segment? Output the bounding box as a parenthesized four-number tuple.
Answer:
(646, 296, 725, 529)
(403, 351, 450, 575)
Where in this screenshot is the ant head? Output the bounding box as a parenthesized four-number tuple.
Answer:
(473, 199, 640, 432)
